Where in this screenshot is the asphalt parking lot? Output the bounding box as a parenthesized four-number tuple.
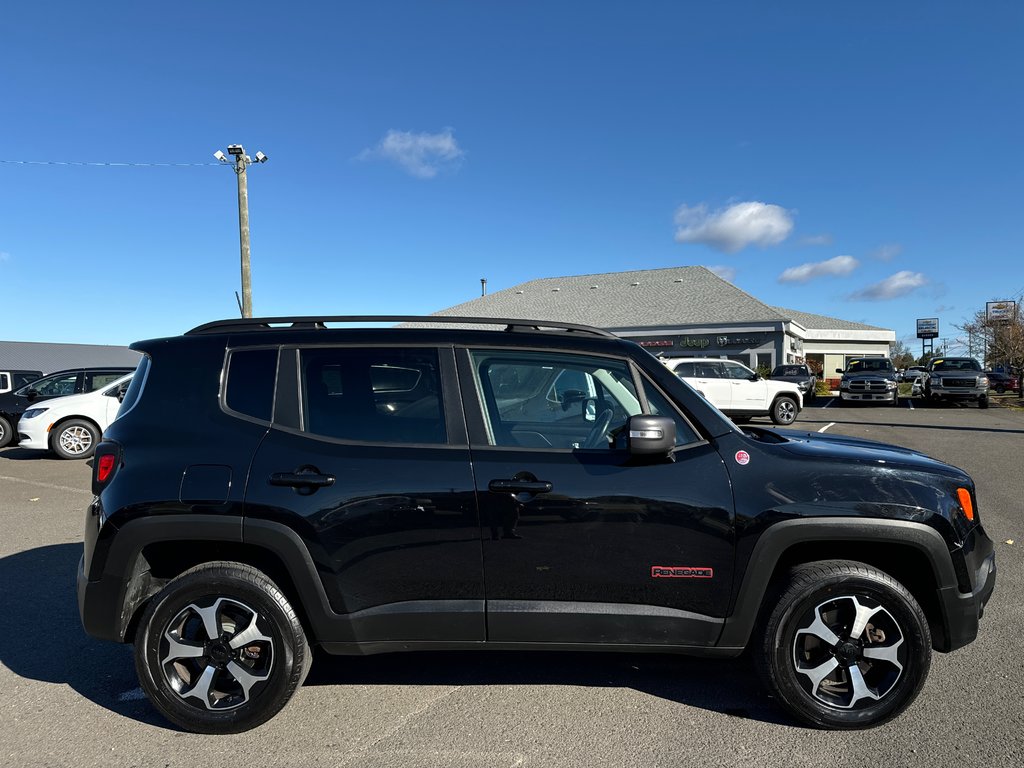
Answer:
(1, 402, 1022, 768)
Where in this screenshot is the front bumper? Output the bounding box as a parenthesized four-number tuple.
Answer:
(840, 390, 897, 402)
(928, 388, 987, 401)
(16, 419, 50, 450)
(935, 526, 997, 652)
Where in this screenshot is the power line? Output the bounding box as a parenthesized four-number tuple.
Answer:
(0, 159, 225, 167)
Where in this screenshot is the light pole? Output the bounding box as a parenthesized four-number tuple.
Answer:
(215, 144, 268, 317)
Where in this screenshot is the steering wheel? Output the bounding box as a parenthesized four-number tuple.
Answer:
(582, 409, 614, 449)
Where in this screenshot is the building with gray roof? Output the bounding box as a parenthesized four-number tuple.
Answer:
(0, 340, 141, 375)
(433, 266, 894, 376)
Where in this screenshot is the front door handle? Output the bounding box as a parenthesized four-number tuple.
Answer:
(269, 465, 336, 494)
(488, 479, 553, 494)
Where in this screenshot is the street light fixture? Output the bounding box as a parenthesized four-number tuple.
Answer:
(215, 143, 267, 318)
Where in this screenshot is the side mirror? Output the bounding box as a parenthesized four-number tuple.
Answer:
(25, 388, 39, 402)
(835, 368, 844, 374)
(626, 415, 675, 456)
(749, 373, 760, 381)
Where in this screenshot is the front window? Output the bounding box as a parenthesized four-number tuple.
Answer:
(722, 361, 755, 380)
(16, 372, 78, 396)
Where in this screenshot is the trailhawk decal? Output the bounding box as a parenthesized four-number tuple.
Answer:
(651, 566, 714, 579)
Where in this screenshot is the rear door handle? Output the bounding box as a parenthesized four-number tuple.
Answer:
(269, 465, 336, 493)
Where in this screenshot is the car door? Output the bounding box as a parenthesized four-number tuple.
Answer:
(458, 347, 735, 648)
(244, 344, 485, 643)
(721, 361, 765, 411)
(676, 361, 732, 410)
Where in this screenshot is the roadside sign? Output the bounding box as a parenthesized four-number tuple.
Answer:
(916, 318, 939, 339)
(986, 301, 1016, 325)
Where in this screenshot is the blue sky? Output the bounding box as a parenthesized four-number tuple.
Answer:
(1, 1, 1021, 350)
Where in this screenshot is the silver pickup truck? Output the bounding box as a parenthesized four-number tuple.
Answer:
(922, 357, 989, 408)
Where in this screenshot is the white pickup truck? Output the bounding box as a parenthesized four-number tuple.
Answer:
(661, 357, 803, 425)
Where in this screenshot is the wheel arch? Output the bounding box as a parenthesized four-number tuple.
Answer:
(719, 518, 960, 653)
(48, 414, 102, 448)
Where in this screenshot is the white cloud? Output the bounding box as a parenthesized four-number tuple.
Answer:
(778, 255, 859, 284)
(359, 128, 463, 179)
(848, 271, 927, 301)
(869, 243, 902, 261)
(933, 304, 956, 313)
(0, 251, 10, 262)
(674, 201, 794, 253)
(707, 265, 737, 282)
(799, 233, 833, 246)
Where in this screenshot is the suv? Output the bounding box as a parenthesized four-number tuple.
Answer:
(0, 369, 43, 395)
(836, 358, 899, 406)
(661, 357, 803, 425)
(922, 358, 989, 408)
(0, 367, 136, 449)
(78, 316, 995, 734)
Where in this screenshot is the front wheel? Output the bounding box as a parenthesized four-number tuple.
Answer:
(134, 562, 310, 733)
(979, 395, 989, 409)
(756, 560, 931, 729)
(770, 396, 798, 425)
(0, 415, 13, 449)
(50, 419, 99, 459)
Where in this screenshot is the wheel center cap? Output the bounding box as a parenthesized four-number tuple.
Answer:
(208, 642, 232, 665)
(834, 641, 860, 666)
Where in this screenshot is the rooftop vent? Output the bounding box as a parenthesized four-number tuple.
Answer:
(673, 278, 684, 283)
(630, 282, 640, 287)
(590, 285, 598, 289)
(515, 290, 524, 294)
(552, 288, 560, 292)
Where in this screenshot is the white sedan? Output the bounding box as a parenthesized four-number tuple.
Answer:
(17, 373, 132, 459)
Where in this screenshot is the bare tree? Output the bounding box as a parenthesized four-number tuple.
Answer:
(890, 339, 915, 369)
(956, 299, 1024, 393)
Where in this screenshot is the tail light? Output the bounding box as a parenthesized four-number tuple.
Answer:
(92, 443, 121, 494)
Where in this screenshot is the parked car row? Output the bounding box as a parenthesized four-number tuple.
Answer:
(0, 367, 135, 456)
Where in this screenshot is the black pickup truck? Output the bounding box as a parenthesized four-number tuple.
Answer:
(770, 364, 818, 402)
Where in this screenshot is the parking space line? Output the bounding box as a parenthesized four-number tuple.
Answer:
(0, 475, 92, 495)
(818, 422, 836, 433)
(907, 399, 915, 410)
(821, 398, 833, 409)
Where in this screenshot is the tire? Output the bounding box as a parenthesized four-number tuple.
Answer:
(979, 395, 989, 409)
(134, 562, 310, 734)
(0, 415, 13, 449)
(994, 385, 1005, 394)
(891, 395, 900, 407)
(770, 396, 798, 425)
(756, 560, 931, 729)
(50, 419, 99, 460)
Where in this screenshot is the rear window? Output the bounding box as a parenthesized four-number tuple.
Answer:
(225, 349, 279, 422)
(116, 357, 151, 416)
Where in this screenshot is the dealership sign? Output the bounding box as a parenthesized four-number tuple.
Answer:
(916, 318, 939, 339)
(986, 301, 1016, 325)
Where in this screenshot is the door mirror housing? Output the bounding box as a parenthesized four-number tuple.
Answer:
(626, 415, 675, 456)
(25, 388, 39, 402)
(749, 372, 760, 381)
(835, 368, 845, 374)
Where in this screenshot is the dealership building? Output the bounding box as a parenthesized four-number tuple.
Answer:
(434, 266, 894, 376)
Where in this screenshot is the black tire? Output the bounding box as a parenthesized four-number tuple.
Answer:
(891, 395, 900, 407)
(994, 385, 1005, 394)
(49, 418, 99, 460)
(756, 560, 931, 729)
(979, 395, 989, 409)
(0, 415, 13, 449)
(770, 396, 798, 426)
(134, 562, 310, 734)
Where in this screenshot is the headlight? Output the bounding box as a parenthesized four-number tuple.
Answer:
(839, 380, 850, 390)
(886, 381, 898, 390)
(979, 376, 989, 387)
(21, 408, 48, 420)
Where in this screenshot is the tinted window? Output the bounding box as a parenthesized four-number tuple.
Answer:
(772, 366, 805, 377)
(301, 348, 445, 444)
(86, 372, 127, 391)
(673, 362, 698, 377)
(226, 349, 279, 422)
(641, 381, 700, 446)
(13, 372, 40, 389)
(931, 358, 981, 372)
(722, 362, 754, 380)
(0, 374, 8, 390)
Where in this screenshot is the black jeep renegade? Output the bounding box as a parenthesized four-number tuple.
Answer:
(77, 316, 996, 733)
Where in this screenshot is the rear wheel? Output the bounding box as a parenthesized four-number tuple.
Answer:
(757, 560, 931, 729)
(0, 415, 13, 448)
(770, 396, 798, 426)
(134, 562, 310, 734)
(50, 419, 99, 459)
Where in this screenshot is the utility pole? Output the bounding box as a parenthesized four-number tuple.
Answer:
(215, 144, 268, 317)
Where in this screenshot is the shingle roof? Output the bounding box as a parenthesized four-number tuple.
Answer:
(0, 341, 141, 374)
(433, 266, 787, 329)
(770, 306, 889, 332)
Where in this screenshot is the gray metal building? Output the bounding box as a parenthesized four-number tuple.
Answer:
(433, 266, 893, 373)
(0, 340, 141, 375)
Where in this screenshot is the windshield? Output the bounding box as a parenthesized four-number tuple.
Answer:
(931, 358, 982, 372)
(772, 366, 806, 377)
(845, 359, 893, 373)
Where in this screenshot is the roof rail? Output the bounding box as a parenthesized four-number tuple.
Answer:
(185, 315, 616, 338)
